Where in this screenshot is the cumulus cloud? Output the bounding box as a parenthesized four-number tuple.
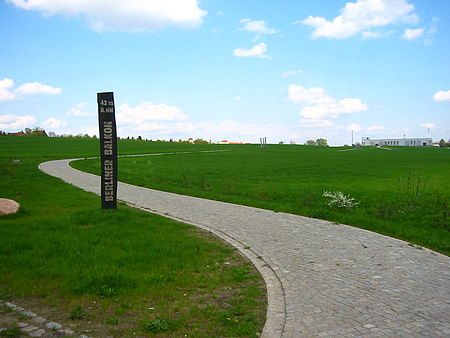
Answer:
(403, 28, 424, 40)
(117, 102, 188, 125)
(420, 122, 435, 128)
(0, 78, 61, 101)
(239, 18, 278, 34)
(67, 103, 95, 117)
(0, 79, 16, 101)
(433, 90, 450, 102)
(289, 84, 367, 119)
(14, 82, 62, 96)
(0, 114, 36, 130)
(43, 117, 67, 129)
(302, 0, 418, 39)
(233, 42, 270, 59)
(7, 0, 207, 32)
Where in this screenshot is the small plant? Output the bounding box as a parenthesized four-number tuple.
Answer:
(105, 317, 120, 325)
(69, 305, 86, 320)
(323, 191, 359, 209)
(143, 318, 179, 333)
(0, 325, 22, 337)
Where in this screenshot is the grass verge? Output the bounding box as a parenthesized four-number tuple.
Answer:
(73, 144, 450, 255)
(0, 137, 266, 337)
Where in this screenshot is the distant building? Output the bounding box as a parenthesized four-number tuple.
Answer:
(7, 131, 26, 136)
(361, 137, 432, 147)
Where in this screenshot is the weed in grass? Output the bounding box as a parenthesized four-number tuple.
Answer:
(0, 325, 21, 337)
(143, 318, 180, 333)
(69, 305, 86, 320)
(105, 317, 120, 325)
(74, 273, 137, 297)
(323, 191, 359, 209)
(15, 312, 31, 320)
(0, 304, 13, 314)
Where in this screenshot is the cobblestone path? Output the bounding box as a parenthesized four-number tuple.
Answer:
(40, 158, 450, 338)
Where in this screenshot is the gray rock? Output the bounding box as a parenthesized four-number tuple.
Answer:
(29, 329, 46, 337)
(32, 317, 46, 325)
(46, 322, 62, 330)
(20, 325, 39, 332)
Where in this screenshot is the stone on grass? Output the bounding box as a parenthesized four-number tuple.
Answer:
(0, 198, 20, 216)
(29, 329, 46, 337)
(21, 325, 39, 332)
(33, 317, 46, 325)
(46, 322, 62, 330)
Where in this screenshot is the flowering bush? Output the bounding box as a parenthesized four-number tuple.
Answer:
(323, 191, 359, 209)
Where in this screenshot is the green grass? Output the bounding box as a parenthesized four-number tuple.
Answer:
(72, 144, 450, 255)
(0, 136, 265, 337)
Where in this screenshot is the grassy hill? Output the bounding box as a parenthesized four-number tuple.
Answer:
(74, 143, 450, 255)
(0, 136, 264, 337)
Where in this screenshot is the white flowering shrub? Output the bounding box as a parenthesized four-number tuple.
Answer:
(323, 191, 359, 209)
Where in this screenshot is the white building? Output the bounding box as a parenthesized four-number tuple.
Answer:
(361, 137, 432, 147)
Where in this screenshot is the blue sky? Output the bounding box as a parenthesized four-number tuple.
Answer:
(1, 0, 449, 145)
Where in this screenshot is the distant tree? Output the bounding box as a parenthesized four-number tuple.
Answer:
(290, 140, 296, 145)
(83, 134, 90, 138)
(439, 139, 446, 148)
(279, 141, 285, 144)
(137, 136, 142, 140)
(24, 128, 32, 136)
(305, 140, 316, 146)
(316, 138, 328, 146)
(30, 127, 47, 137)
(194, 138, 209, 144)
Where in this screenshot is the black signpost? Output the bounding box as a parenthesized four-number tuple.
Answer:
(97, 92, 118, 209)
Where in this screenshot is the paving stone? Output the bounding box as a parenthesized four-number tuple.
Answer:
(29, 329, 46, 337)
(21, 325, 39, 332)
(32, 317, 46, 325)
(40, 158, 450, 338)
(46, 322, 62, 330)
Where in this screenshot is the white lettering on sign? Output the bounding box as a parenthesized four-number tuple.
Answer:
(104, 159, 114, 201)
(103, 121, 113, 155)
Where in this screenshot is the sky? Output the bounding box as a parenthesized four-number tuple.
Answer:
(0, 0, 449, 145)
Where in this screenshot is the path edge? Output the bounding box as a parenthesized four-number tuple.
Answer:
(39, 158, 286, 338)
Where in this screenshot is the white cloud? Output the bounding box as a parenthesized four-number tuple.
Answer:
(420, 122, 435, 128)
(368, 125, 384, 131)
(0, 114, 36, 130)
(433, 90, 450, 102)
(234, 42, 270, 59)
(282, 70, 303, 78)
(117, 102, 188, 125)
(14, 82, 62, 96)
(67, 103, 95, 117)
(240, 18, 278, 34)
(289, 84, 368, 119)
(403, 28, 424, 40)
(347, 123, 362, 131)
(43, 117, 67, 129)
(234, 96, 241, 102)
(0, 78, 16, 101)
(0, 78, 61, 101)
(302, 0, 418, 39)
(7, 0, 207, 32)
(362, 31, 382, 39)
(300, 119, 335, 128)
(288, 85, 334, 105)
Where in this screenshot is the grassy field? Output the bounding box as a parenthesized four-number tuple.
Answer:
(73, 143, 450, 255)
(0, 136, 265, 337)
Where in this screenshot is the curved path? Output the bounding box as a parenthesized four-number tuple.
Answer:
(40, 158, 450, 337)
